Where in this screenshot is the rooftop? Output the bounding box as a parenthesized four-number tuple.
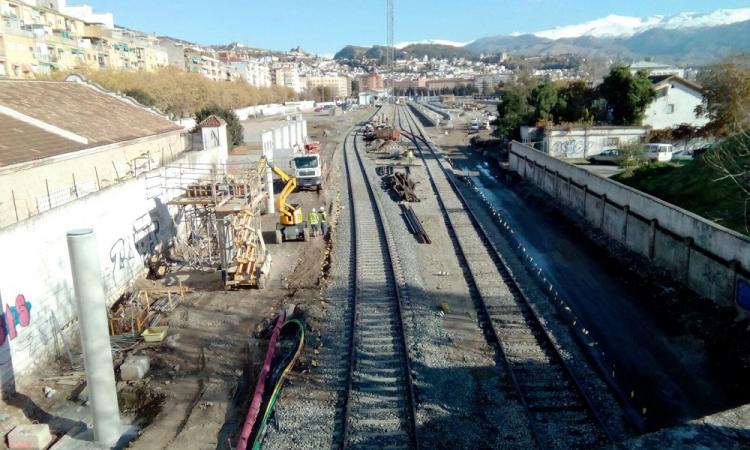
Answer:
(0, 80, 180, 167)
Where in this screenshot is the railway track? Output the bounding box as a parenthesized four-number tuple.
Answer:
(396, 104, 615, 449)
(338, 120, 419, 449)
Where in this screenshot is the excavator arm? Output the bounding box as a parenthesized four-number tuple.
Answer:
(265, 159, 300, 225)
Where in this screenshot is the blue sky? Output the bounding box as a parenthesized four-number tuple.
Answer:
(82, 0, 750, 54)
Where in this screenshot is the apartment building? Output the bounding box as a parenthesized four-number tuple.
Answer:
(304, 75, 350, 99)
(272, 64, 303, 93)
(228, 60, 271, 87)
(359, 72, 383, 91)
(0, 0, 167, 77)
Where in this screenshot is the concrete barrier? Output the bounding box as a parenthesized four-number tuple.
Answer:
(509, 141, 750, 308)
(408, 103, 439, 127)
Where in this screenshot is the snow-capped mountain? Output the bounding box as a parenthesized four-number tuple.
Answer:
(530, 8, 750, 40)
(393, 40, 468, 49)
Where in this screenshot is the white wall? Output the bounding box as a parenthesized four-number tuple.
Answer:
(509, 141, 750, 308)
(0, 139, 227, 384)
(545, 127, 648, 158)
(644, 82, 709, 130)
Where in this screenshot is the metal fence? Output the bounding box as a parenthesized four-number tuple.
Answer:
(1, 132, 202, 230)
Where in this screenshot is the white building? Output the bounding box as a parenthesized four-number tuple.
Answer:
(521, 125, 649, 159)
(229, 61, 272, 88)
(629, 61, 685, 78)
(272, 65, 303, 93)
(643, 75, 709, 130)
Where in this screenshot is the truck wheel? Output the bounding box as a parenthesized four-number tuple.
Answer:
(274, 230, 283, 244)
(316, 185, 322, 193)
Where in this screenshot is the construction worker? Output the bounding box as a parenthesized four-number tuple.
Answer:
(308, 208, 320, 237)
(319, 205, 328, 237)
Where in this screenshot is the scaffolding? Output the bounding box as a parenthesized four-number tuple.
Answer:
(166, 160, 270, 287)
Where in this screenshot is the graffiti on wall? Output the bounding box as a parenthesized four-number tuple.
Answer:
(737, 279, 750, 311)
(0, 294, 32, 345)
(551, 139, 584, 158)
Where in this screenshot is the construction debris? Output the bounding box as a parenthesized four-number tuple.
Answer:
(400, 203, 431, 244)
(120, 355, 150, 381)
(384, 171, 419, 202)
(7, 424, 52, 450)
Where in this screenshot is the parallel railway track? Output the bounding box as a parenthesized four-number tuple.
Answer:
(396, 104, 616, 449)
(338, 119, 419, 449)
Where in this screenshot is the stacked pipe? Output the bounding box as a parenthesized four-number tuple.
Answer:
(400, 203, 431, 244)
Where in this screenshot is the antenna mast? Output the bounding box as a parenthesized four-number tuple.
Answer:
(387, 0, 394, 102)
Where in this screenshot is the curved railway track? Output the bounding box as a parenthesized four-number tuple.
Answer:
(395, 104, 616, 449)
(338, 118, 419, 450)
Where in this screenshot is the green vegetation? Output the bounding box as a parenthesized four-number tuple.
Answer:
(600, 65, 656, 125)
(494, 65, 655, 139)
(614, 139, 749, 235)
(195, 106, 243, 148)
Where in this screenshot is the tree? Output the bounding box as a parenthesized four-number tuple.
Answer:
(529, 82, 559, 123)
(600, 66, 656, 126)
(496, 85, 531, 141)
(195, 106, 243, 148)
(703, 133, 750, 232)
(555, 81, 596, 124)
(695, 59, 750, 137)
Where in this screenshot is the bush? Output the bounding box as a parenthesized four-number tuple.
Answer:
(196, 106, 243, 147)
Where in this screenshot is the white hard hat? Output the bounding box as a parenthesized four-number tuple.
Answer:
(312, 208, 317, 212)
(320, 206, 325, 210)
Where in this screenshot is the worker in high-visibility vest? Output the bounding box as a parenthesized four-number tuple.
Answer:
(319, 205, 328, 238)
(308, 208, 320, 237)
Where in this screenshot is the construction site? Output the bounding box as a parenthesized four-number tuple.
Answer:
(2, 1, 750, 448)
(0, 71, 750, 449)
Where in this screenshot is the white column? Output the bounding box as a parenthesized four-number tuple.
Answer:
(262, 132, 275, 214)
(66, 229, 121, 447)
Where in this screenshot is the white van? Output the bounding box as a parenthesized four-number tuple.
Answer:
(643, 143, 674, 162)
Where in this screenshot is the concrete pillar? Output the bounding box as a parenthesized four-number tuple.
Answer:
(66, 229, 121, 447)
(262, 133, 275, 214)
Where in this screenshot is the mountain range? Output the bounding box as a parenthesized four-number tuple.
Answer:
(335, 8, 750, 63)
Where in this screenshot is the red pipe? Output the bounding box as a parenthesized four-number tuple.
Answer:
(237, 312, 285, 450)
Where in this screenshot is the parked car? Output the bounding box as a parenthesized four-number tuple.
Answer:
(313, 107, 324, 112)
(642, 143, 674, 162)
(587, 148, 622, 165)
(672, 149, 695, 161)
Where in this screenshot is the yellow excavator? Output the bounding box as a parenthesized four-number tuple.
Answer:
(262, 158, 309, 244)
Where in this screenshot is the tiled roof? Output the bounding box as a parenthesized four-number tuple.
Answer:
(0, 113, 83, 167)
(199, 115, 227, 127)
(0, 80, 180, 147)
(0, 80, 182, 168)
(648, 75, 704, 93)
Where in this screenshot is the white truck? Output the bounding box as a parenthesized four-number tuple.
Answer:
(291, 154, 324, 191)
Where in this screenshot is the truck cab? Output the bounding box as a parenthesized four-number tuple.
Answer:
(291, 154, 323, 191)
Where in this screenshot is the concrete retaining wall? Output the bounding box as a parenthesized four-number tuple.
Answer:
(0, 144, 226, 385)
(509, 141, 750, 308)
(408, 103, 439, 127)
